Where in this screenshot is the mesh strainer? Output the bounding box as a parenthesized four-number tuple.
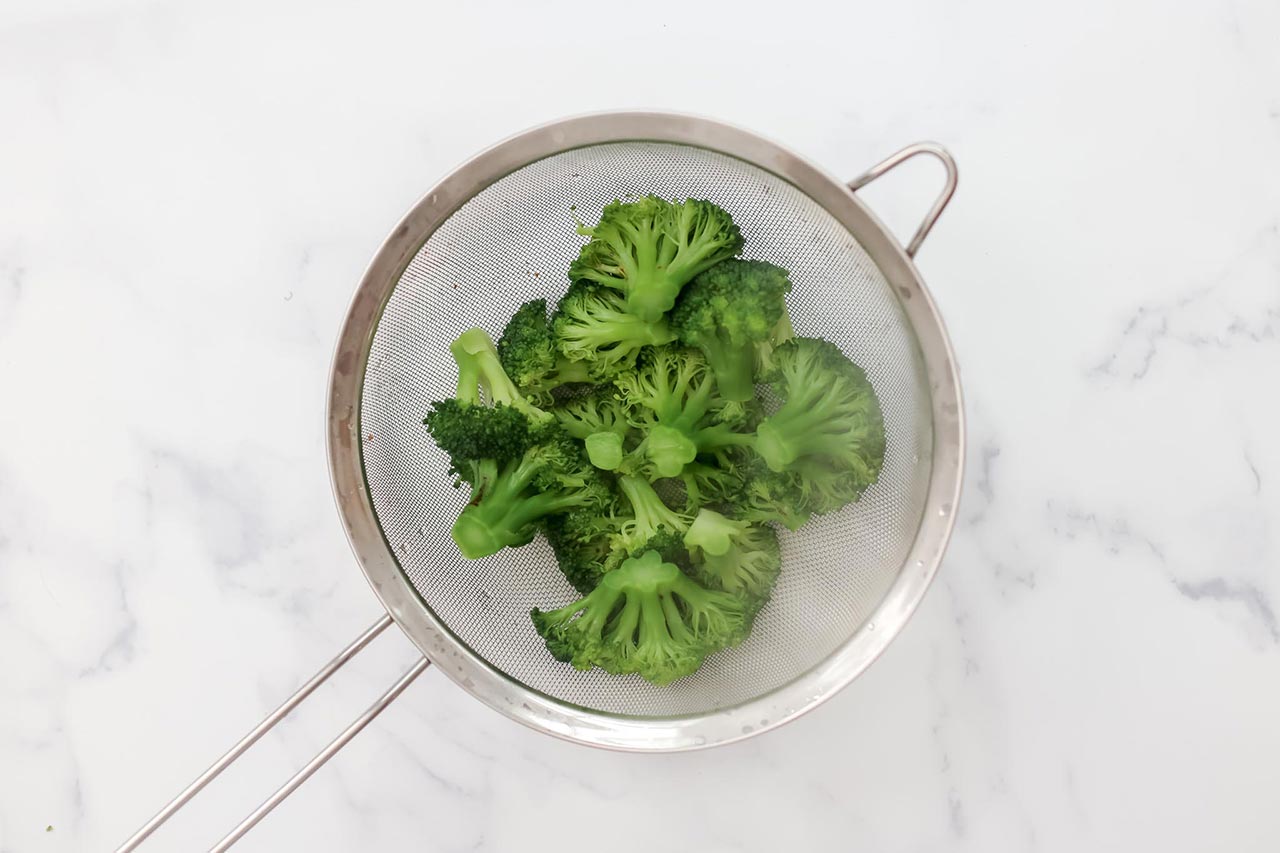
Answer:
(117, 112, 962, 851)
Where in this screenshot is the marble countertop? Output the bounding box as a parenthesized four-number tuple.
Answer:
(3, 1, 1279, 850)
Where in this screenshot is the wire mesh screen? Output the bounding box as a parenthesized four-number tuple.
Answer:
(359, 142, 933, 717)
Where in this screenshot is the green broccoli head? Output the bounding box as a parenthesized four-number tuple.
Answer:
(670, 259, 792, 402)
(722, 456, 814, 531)
(570, 197, 743, 322)
(422, 398, 530, 469)
(538, 474, 692, 593)
(531, 549, 747, 685)
(684, 508, 782, 609)
(551, 280, 676, 380)
(613, 474, 692, 557)
(752, 337, 886, 501)
(613, 345, 754, 478)
(542, 508, 622, 594)
(448, 327, 550, 423)
(550, 385, 634, 470)
(432, 418, 612, 560)
(497, 299, 592, 403)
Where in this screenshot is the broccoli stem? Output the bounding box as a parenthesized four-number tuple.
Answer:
(684, 508, 742, 557)
(753, 385, 845, 472)
(645, 425, 698, 477)
(700, 341, 757, 402)
(584, 432, 624, 470)
(618, 474, 686, 536)
(450, 454, 588, 558)
(553, 357, 593, 385)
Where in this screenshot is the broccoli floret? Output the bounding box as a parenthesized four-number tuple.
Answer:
(613, 345, 755, 478)
(551, 280, 676, 380)
(753, 337, 885, 493)
(531, 549, 747, 685)
(448, 327, 550, 423)
(497, 299, 592, 403)
(425, 329, 610, 559)
(570, 197, 743, 322)
(613, 473, 690, 554)
(684, 508, 782, 609)
(724, 456, 814, 531)
(542, 509, 620, 594)
(425, 327, 548, 503)
(444, 423, 612, 559)
(710, 338, 885, 524)
(538, 474, 690, 593)
(550, 385, 633, 470)
(670, 259, 792, 402)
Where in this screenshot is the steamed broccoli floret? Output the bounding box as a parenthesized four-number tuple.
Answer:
(531, 549, 747, 685)
(425, 329, 610, 559)
(724, 457, 814, 531)
(670, 259, 792, 402)
(551, 280, 676, 380)
(684, 508, 782, 609)
(570, 197, 744, 322)
(538, 474, 689, 593)
(445, 423, 612, 559)
(613, 473, 691, 560)
(448, 327, 550, 423)
(550, 385, 633, 470)
(612, 345, 755, 478)
(542, 509, 620, 594)
(753, 337, 885, 494)
(710, 338, 885, 524)
(497, 299, 592, 402)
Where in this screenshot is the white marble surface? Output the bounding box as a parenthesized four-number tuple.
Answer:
(3, 0, 1279, 850)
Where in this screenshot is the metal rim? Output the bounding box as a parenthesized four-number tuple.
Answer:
(326, 111, 965, 751)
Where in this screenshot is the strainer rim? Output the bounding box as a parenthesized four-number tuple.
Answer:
(326, 110, 964, 751)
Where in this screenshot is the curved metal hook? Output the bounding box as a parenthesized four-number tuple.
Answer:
(848, 142, 958, 258)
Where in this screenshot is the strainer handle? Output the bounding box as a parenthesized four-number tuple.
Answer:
(847, 142, 958, 258)
(114, 615, 430, 852)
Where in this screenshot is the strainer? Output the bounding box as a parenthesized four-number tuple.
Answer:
(117, 112, 962, 851)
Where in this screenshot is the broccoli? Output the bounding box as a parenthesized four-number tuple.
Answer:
(541, 509, 620, 594)
(723, 456, 814, 531)
(551, 280, 676, 380)
(448, 327, 550, 423)
(684, 508, 782, 608)
(755, 303, 795, 375)
(752, 337, 885, 492)
(424, 329, 610, 559)
(538, 473, 690, 594)
(531, 549, 748, 685)
(670, 259, 792, 402)
(570, 197, 744, 322)
(612, 345, 756, 478)
(497, 299, 592, 402)
(418, 202, 894, 686)
(443, 420, 612, 559)
(550, 385, 633, 470)
(707, 338, 885, 524)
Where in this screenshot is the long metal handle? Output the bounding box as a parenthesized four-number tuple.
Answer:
(209, 656, 431, 852)
(847, 142, 958, 258)
(115, 614, 401, 852)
